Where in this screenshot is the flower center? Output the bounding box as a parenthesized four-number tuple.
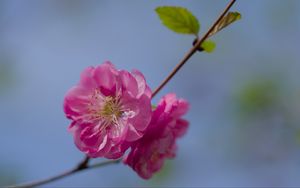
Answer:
(88, 89, 129, 130)
(100, 96, 123, 122)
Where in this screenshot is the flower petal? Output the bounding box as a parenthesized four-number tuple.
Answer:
(93, 61, 118, 96)
(79, 66, 97, 90)
(131, 69, 152, 98)
(119, 70, 138, 97)
(64, 86, 91, 120)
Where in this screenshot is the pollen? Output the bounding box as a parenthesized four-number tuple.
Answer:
(101, 96, 123, 121)
(87, 89, 124, 127)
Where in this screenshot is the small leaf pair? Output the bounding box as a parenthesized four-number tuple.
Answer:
(155, 6, 241, 53)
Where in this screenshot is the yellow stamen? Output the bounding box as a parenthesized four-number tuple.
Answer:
(100, 96, 123, 123)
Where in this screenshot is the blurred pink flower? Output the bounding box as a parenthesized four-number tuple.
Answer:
(124, 93, 189, 179)
(64, 62, 152, 159)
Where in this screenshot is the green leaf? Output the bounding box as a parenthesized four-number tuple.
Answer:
(209, 11, 241, 37)
(201, 40, 216, 53)
(155, 6, 200, 35)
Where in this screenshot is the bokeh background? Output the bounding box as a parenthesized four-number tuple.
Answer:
(1, 0, 300, 187)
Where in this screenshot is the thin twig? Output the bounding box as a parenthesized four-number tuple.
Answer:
(152, 0, 236, 98)
(9, 159, 121, 188)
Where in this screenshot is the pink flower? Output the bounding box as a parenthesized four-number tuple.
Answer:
(124, 93, 189, 179)
(64, 62, 152, 159)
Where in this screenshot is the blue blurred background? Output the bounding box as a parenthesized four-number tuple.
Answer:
(1, 0, 300, 187)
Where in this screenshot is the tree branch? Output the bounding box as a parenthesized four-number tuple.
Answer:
(9, 158, 121, 188)
(152, 0, 236, 98)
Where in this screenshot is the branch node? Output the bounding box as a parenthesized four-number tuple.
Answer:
(77, 156, 90, 170)
(192, 38, 204, 52)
